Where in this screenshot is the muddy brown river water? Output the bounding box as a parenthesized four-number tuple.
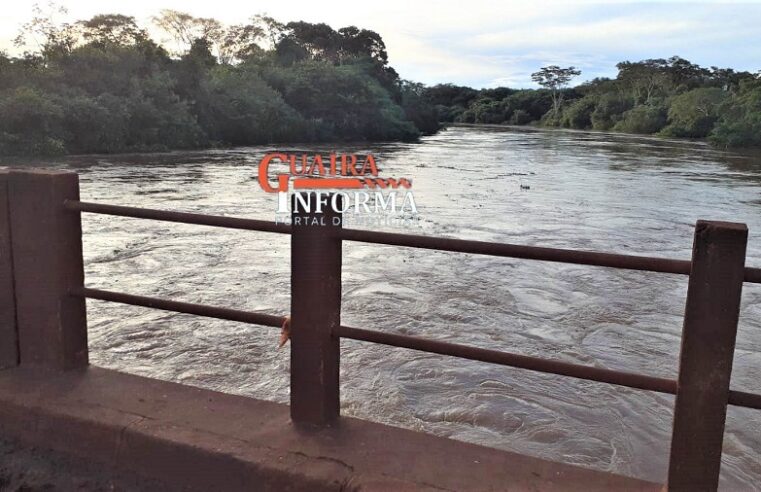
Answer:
(8, 125, 761, 489)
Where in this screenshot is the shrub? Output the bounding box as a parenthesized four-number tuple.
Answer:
(590, 94, 631, 130)
(560, 96, 597, 129)
(612, 104, 668, 134)
(709, 81, 761, 148)
(0, 87, 65, 155)
(509, 109, 532, 125)
(660, 88, 727, 138)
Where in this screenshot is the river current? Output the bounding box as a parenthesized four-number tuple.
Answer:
(9, 125, 761, 488)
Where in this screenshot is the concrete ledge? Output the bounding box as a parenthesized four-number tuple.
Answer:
(0, 366, 661, 491)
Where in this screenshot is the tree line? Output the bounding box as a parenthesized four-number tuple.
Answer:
(0, 5, 439, 156)
(427, 57, 761, 148)
(2, 4, 759, 157)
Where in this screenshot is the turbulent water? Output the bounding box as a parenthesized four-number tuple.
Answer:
(10, 126, 761, 488)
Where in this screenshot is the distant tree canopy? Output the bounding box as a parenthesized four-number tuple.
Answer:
(530, 65, 581, 115)
(428, 56, 761, 148)
(0, 4, 438, 156)
(2, 4, 760, 156)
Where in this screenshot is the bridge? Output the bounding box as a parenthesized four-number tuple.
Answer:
(1, 169, 759, 490)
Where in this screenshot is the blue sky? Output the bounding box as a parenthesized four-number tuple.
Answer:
(2, 1, 760, 88)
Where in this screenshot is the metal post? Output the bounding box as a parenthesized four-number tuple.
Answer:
(290, 193, 342, 425)
(8, 170, 88, 370)
(668, 220, 747, 491)
(0, 171, 18, 368)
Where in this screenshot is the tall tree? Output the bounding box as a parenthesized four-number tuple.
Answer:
(152, 10, 223, 55)
(152, 9, 195, 50)
(284, 21, 342, 62)
(13, 2, 80, 59)
(218, 23, 264, 63)
(531, 65, 581, 114)
(78, 14, 147, 46)
(251, 15, 286, 49)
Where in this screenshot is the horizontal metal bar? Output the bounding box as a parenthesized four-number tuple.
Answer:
(64, 200, 761, 283)
(335, 325, 677, 394)
(74, 288, 761, 410)
(746, 267, 761, 284)
(336, 325, 761, 410)
(341, 228, 692, 275)
(64, 200, 291, 235)
(728, 390, 761, 410)
(341, 228, 761, 284)
(74, 287, 285, 328)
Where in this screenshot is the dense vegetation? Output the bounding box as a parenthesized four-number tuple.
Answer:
(427, 57, 761, 148)
(0, 6, 439, 156)
(2, 5, 759, 156)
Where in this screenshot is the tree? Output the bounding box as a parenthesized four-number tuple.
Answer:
(338, 26, 388, 65)
(251, 15, 286, 49)
(284, 21, 342, 62)
(13, 2, 81, 59)
(399, 80, 439, 134)
(616, 59, 671, 104)
(152, 10, 196, 51)
(78, 14, 148, 46)
(218, 23, 264, 64)
(615, 57, 709, 104)
(710, 79, 761, 148)
(0, 86, 64, 155)
(708, 67, 755, 94)
(561, 96, 597, 129)
(665, 56, 709, 90)
(661, 88, 727, 138)
(152, 10, 223, 55)
(612, 105, 667, 134)
(531, 65, 581, 115)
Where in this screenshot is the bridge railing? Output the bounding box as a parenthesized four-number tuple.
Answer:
(1, 169, 760, 490)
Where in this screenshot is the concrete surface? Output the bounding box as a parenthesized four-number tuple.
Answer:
(0, 366, 662, 491)
(0, 435, 190, 491)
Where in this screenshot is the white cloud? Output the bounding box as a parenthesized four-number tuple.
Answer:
(1, 0, 760, 88)
(467, 17, 699, 51)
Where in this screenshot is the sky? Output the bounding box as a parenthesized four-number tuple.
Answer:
(1, 0, 760, 88)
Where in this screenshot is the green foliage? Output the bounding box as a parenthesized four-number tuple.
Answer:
(0, 87, 65, 155)
(260, 61, 419, 141)
(122, 72, 206, 151)
(710, 80, 761, 148)
(660, 88, 727, 138)
(400, 81, 439, 135)
(0, 7, 434, 156)
(453, 89, 553, 125)
(612, 104, 668, 134)
(423, 84, 478, 122)
(531, 65, 581, 114)
(467, 98, 509, 124)
(560, 96, 596, 129)
(5, 4, 761, 153)
(428, 56, 760, 148)
(590, 94, 632, 130)
(203, 65, 307, 144)
(503, 90, 553, 122)
(59, 94, 127, 153)
(509, 109, 532, 125)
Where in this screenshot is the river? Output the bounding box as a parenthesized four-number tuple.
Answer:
(8, 125, 761, 488)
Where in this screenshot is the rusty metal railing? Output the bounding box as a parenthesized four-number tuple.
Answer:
(61, 199, 761, 283)
(1, 169, 760, 490)
(65, 200, 292, 234)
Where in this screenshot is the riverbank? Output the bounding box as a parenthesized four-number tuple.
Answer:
(447, 122, 761, 157)
(4, 119, 759, 162)
(428, 61, 761, 150)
